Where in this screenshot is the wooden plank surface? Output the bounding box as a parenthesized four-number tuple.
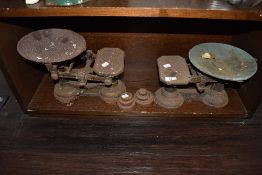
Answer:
(0, 0, 262, 21)
(0, 112, 261, 174)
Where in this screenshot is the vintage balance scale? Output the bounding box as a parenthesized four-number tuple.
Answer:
(17, 29, 257, 109)
(17, 29, 126, 104)
(155, 43, 257, 108)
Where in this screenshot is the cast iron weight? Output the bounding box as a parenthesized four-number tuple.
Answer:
(135, 88, 154, 106)
(117, 92, 136, 111)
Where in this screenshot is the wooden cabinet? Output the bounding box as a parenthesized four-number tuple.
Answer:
(0, 0, 261, 118)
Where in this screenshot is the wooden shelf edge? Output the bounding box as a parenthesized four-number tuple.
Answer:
(0, 7, 262, 21)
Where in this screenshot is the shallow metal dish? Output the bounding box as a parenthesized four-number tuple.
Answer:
(189, 43, 257, 82)
(17, 29, 86, 64)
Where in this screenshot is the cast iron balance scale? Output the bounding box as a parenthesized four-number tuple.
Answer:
(156, 43, 257, 108)
(17, 29, 126, 104)
(17, 29, 258, 110)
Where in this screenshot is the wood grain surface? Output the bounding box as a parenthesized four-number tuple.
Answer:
(0, 106, 261, 175)
(0, 0, 262, 20)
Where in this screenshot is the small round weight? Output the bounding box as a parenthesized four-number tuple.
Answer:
(117, 92, 135, 110)
(135, 88, 154, 106)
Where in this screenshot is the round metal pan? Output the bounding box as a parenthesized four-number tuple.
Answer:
(17, 28, 86, 64)
(189, 43, 257, 82)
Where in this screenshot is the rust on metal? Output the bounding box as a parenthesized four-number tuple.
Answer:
(17, 29, 86, 64)
(189, 43, 257, 82)
(117, 92, 136, 110)
(156, 54, 231, 109)
(157, 56, 191, 85)
(93, 48, 125, 77)
(54, 83, 80, 104)
(155, 87, 184, 109)
(201, 84, 229, 108)
(135, 88, 154, 106)
(17, 29, 127, 104)
(99, 80, 126, 104)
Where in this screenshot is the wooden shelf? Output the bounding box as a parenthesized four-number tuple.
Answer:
(0, 1, 262, 118)
(0, 0, 262, 21)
